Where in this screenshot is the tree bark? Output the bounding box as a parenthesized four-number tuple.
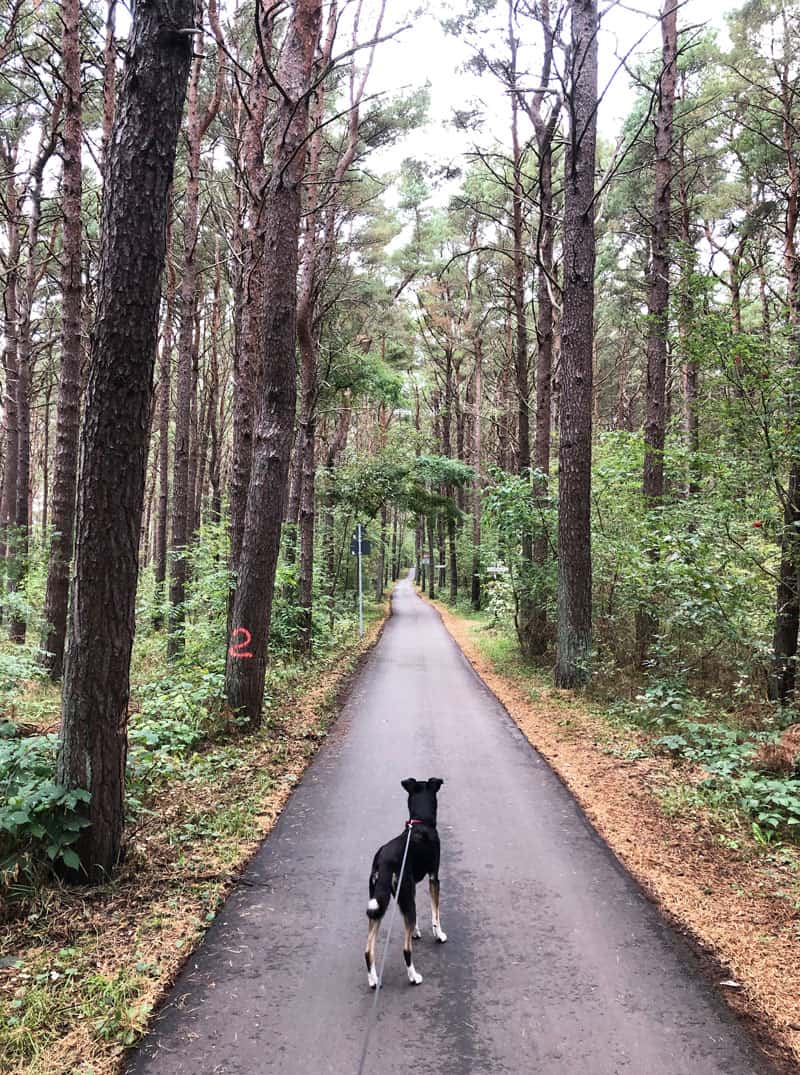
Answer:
(153, 215, 175, 627)
(554, 0, 598, 689)
(769, 36, 800, 704)
(42, 0, 82, 676)
(1, 173, 21, 569)
(229, 4, 275, 575)
(637, 0, 678, 664)
(58, 0, 194, 880)
(224, 0, 323, 726)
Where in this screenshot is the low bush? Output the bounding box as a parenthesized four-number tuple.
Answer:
(0, 735, 89, 883)
(618, 682, 800, 838)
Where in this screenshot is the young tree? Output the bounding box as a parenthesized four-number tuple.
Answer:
(58, 0, 195, 879)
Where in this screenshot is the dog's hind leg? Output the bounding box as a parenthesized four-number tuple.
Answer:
(402, 910, 423, 985)
(429, 876, 447, 943)
(364, 917, 380, 988)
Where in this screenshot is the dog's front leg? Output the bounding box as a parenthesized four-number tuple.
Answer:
(365, 918, 380, 988)
(429, 876, 447, 942)
(402, 912, 423, 984)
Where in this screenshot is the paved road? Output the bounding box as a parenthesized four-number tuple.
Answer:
(129, 578, 777, 1075)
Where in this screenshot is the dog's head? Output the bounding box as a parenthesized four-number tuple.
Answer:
(401, 777, 443, 826)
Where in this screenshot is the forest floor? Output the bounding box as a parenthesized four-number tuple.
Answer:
(0, 603, 388, 1075)
(426, 594, 800, 1073)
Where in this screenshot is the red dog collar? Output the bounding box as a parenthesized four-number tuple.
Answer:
(406, 818, 425, 828)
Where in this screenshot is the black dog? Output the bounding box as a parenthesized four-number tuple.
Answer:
(364, 777, 446, 987)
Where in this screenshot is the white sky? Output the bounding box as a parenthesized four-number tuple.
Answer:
(367, 0, 738, 181)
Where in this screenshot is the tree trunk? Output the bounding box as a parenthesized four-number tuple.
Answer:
(471, 337, 483, 610)
(1, 178, 21, 571)
(554, 0, 597, 689)
(153, 218, 175, 627)
(58, 0, 194, 881)
(769, 51, 800, 704)
(224, 0, 322, 726)
(229, 5, 274, 575)
(168, 36, 203, 659)
(526, 18, 560, 654)
(41, 373, 52, 541)
(296, 407, 316, 652)
(637, 0, 678, 664)
(42, 0, 82, 676)
(427, 515, 436, 600)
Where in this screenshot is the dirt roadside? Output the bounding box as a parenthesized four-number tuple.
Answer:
(427, 596, 800, 1074)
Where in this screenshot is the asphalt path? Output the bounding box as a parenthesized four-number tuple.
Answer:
(128, 578, 777, 1075)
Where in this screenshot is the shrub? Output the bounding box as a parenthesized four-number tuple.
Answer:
(0, 735, 89, 882)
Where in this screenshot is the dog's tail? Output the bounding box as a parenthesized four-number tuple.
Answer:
(366, 861, 393, 920)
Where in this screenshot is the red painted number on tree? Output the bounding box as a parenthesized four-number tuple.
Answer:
(229, 627, 253, 659)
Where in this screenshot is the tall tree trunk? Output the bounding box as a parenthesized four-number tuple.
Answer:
(41, 372, 52, 541)
(296, 405, 316, 651)
(769, 47, 800, 704)
(427, 515, 436, 600)
(168, 30, 203, 659)
(471, 337, 483, 610)
(507, 0, 535, 651)
(528, 43, 559, 655)
(153, 218, 175, 627)
(2, 176, 21, 571)
(676, 116, 699, 496)
(42, 0, 82, 676)
(637, 0, 678, 665)
(229, 5, 274, 575)
(58, 0, 194, 880)
(225, 0, 323, 725)
(554, 0, 597, 689)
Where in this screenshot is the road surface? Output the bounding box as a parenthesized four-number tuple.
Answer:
(128, 578, 776, 1074)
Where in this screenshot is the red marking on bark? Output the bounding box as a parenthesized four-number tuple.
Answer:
(229, 627, 253, 658)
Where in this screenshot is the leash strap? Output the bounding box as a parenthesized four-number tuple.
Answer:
(356, 823, 414, 1075)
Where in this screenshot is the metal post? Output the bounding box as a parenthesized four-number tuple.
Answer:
(357, 522, 364, 638)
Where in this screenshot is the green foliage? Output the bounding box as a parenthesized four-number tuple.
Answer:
(482, 467, 557, 640)
(616, 682, 800, 837)
(0, 735, 89, 882)
(590, 431, 773, 685)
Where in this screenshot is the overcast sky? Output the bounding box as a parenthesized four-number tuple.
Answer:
(367, 0, 739, 182)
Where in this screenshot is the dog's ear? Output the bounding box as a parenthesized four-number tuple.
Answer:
(401, 778, 419, 793)
(427, 778, 443, 792)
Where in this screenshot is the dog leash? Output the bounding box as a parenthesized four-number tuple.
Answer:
(355, 822, 415, 1075)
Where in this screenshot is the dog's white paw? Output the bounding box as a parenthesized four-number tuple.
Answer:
(432, 924, 447, 943)
(412, 923, 422, 939)
(407, 966, 423, 985)
(367, 967, 379, 989)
